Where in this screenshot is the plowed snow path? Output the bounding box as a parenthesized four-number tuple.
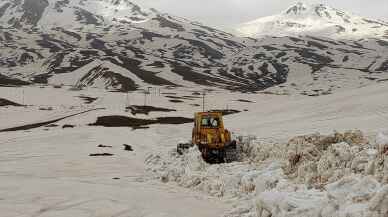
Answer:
(0, 127, 226, 217)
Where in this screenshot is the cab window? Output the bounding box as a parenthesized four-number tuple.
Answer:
(201, 116, 220, 128)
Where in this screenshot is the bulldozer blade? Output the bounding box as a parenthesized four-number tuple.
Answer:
(177, 143, 194, 155)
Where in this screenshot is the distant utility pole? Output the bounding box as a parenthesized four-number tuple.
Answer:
(202, 90, 206, 112)
(144, 90, 147, 106)
(22, 88, 25, 106)
(126, 92, 130, 108)
(144, 87, 151, 106)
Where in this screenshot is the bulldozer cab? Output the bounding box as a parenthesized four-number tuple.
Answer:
(196, 112, 224, 129)
(192, 112, 230, 149)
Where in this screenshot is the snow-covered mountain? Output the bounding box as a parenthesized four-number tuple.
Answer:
(0, 0, 155, 29)
(236, 2, 388, 40)
(1, 0, 388, 94)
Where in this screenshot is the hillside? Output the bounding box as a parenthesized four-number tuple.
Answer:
(0, 0, 387, 95)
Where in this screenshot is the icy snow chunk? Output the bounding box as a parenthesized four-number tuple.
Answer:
(368, 185, 388, 214)
(376, 131, 388, 155)
(256, 188, 326, 217)
(326, 175, 381, 203)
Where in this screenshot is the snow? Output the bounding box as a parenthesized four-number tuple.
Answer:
(1, 83, 388, 217)
(0, 1, 388, 215)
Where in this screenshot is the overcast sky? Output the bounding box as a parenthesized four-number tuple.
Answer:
(132, 0, 388, 30)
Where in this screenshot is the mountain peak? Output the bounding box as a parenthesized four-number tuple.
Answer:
(282, 2, 342, 19)
(236, 2, 388, 39)
(284, 2, 309, 15)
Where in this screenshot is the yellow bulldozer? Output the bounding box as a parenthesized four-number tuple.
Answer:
(177, 112, 237, 163)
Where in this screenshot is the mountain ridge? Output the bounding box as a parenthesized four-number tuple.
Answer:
(0, 0, 388, 95)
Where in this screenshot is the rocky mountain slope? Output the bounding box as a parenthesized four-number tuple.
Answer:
(0, 0, 387, 94)
(236, 2, 388, 40)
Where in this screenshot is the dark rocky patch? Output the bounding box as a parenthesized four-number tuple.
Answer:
(98, 144, 112, 148)
(3, 31, 13, 41)
(78, 64, 138, 92)
(0, 98, 22, 107)
(21, 47, 44, 59)
(376, 60, 388, 72)
(236, 99, 255, 103)
(90, 115, 193, 128)
(307, 41, 328, 50)
(165, 95, 192, 100)
(192, 92, 201, 95)
(169, 99, 184, 103)
(126, 105, 176, 115)
(376, 40, 388, 47)
(306, 36, 340, 46)
(263, 45, 277, 51)
(78, 96, 98, 104)
(54, 0, 70, 12)
(185, 38, 224, 60)
(58, 27, 82, 41)
(62, 124, 75, 129)
(146, 61, 164, 68)
(169, 62, 232, 87)
(141, 31, 169, 41)
(31, 73, 51, 84)
(38, 106, 52, 111)
(154, 15, 185, 31)
(123, 144, 133, 151)
(89, 153, 114, 156)
(0, 74, 29, 86)
(41, 34, 74, 49)
(90, 38, 106, 50)
(74, 7, 102, 25)
(208, 109, 241, 116)
(18, 53, 34, 65)
(182, 95, 201, 99)
(108, 56, 175, 86)
(36, 37, 62, 53)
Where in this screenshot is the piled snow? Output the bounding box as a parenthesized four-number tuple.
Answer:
(146, 131, 388, 217)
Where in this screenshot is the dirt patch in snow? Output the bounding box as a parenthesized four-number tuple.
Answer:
(0, 74, 30, 86)
(126, 105, 176, 116)
(89, 153, 114, 157)
(98, 144, 112, 148)
(77, 95, 98, 104)
(208, 109, 241, 116)
(236, 99, 255, 103)
(0, 108, 104, 132)
(0, 98, 23, 107)
(90, 115, 193, 129)
(169, 99, 184, 103)
(165, 95, 199, 100)
(123, 144, 133, 151)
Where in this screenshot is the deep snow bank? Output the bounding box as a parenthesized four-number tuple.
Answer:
(145, 131, 388, 217)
